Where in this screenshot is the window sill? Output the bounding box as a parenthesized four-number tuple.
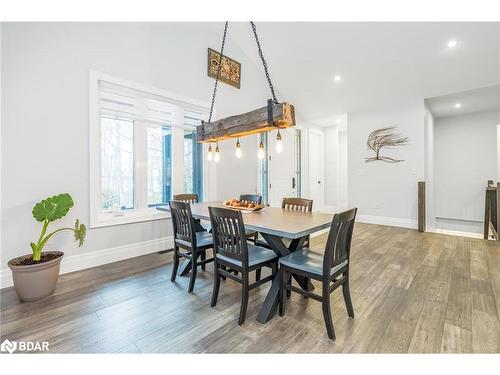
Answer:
(90, 208, 171, 229)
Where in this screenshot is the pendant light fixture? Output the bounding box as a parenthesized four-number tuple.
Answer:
(235, 138, 242, 158)
(258, 140, 265, 160)
(275, 128, 283, 153)
(214, 141, 220, 163)
(207, 143, 213, 161)
(199, 22, 295, 161)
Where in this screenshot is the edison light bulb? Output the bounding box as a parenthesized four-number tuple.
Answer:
(235, 139, 242, 158)
(207, 144, 213, 161)
(258, 141, 265, 160)
(275, 130, 283, 153)
(214, 144, 220, 163)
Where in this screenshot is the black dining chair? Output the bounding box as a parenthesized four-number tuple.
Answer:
(209, 206, 278, 325)
(239, 193, 262, 243)
(169, 200, 214, 293)
(282, 197, 313, 246)
(254, 197, 314, 282)
(278, 208, 357, 341)
(173, 193, 199, 203)
(282, 197, 313, 211)
(173, 193, 211, 232)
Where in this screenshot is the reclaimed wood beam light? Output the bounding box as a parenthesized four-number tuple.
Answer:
(196, 102, 295, 143)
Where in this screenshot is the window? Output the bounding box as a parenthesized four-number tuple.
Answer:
(183, 129, 203, 200)
(259, 132, 269, 205)
(90, 71, 209, 227)
(148, 126, 172, 206)
(101, 117, 134, 211)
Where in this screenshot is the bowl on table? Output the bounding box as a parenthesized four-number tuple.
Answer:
(222, 199, 264, 213)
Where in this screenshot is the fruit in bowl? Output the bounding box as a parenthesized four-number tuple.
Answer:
(223, 199, 263, 211)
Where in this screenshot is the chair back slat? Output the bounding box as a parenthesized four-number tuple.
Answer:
(209, 206, 248, 265)
(239, 194, 262, 205)
(323, 208, 357, 277)
(169, 200, 197, 248)
(173, 193, 199, 204)
(282, 197, 313, 212)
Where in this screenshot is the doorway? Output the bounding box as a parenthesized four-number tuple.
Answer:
(308, 129, 325, 211)
(265, 128, 302, 207)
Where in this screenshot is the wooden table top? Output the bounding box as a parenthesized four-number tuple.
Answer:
(157, 201, 334, 239)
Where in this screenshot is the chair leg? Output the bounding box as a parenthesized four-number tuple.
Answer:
(286, 276, 292, 299)
(279, 268, 286, 316)
(211, 262, 221, 307)
(201, 250, 206, 271)
(342, 272, 355, 318)
(188, 253, 198, 293)
(322, 284, 336, 341)
(239, 272, 249, 325)
(271, 262, 277, 276)
(256, 268, 261, 282)
(171, 247, 179, 282)
(221, 265, 227, 280)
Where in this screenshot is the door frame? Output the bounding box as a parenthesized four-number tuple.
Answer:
(308, 128, 325, 212)
(259, 127, 304, 207)
(268, 127, 299, 207)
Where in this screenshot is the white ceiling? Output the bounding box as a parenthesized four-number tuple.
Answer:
(426, 84, 500, 118)
(220, 22, 500, 125)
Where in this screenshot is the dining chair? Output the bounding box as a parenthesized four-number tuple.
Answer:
(174, 193, 212, 232)
(173, 193, 199, 203)
(209, 206, 278, 325)
(282, 197, 313, 247)
(282, 197, 313, 211)
(239, 194, 262, 245)
(278, 208, 357, 340)
(253, 197, 314, 282)
(169, 200, 214, 293)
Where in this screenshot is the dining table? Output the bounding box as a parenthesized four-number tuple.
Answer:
(157, 201, 334, 323)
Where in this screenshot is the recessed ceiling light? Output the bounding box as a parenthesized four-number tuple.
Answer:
(333, 75, 341, 82)
(447, 39, 458, 48)
(335, 118, 342, 124)
(454, 103, 462, 108)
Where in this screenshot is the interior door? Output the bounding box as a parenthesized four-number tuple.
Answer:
(309, 129, 324, 211)
(268, 127, 297, 207)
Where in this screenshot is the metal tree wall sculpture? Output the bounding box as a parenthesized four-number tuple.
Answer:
(365, 126, 409, 163)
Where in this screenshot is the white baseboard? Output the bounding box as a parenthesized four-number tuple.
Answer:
(356, 214, 418, 230)
(428, 228, 483, 239)
(1, 236, 173, 289)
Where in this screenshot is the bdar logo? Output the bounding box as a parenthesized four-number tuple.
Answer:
(1, 339, 17, 354)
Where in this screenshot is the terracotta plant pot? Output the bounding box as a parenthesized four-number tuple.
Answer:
(8, 251, 64, 302)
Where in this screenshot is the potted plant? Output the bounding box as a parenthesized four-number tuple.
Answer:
(8, 193, 86, 302)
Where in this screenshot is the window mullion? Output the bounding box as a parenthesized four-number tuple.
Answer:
(134, 120, 148, 211)
(171, 107, 185, 196)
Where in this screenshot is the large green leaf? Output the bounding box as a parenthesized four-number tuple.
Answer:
(32, 193, 74, 222)
(74, 219, 86, 247)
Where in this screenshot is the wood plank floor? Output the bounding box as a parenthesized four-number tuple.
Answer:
(1, 223, 499, 353)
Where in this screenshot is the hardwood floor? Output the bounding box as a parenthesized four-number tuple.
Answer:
(1, 223, 499, 353)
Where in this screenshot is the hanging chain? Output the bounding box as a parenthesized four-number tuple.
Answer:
(207, 21, 229, 124)
(250, 21, 279, 104)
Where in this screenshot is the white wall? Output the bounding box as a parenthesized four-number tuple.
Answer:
(213, 134, 260, 200)
(1, 23, 271, 285)
(323, 117, 348, 211)
(434, 110, 500, 233)
(296, 120, 325, 205)
(324, 126, 339, 207)
(347, 101, 425, 228)
(497, 125, 500, 181)
(424, 104, 436, 230)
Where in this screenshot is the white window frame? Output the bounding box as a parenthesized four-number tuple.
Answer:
(89, 70, 213, 228)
